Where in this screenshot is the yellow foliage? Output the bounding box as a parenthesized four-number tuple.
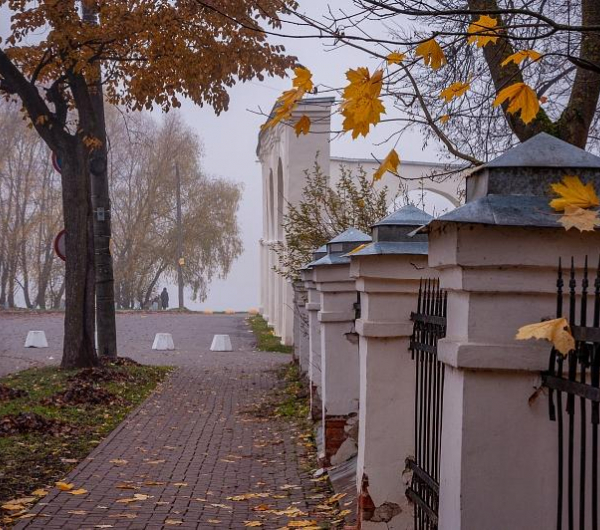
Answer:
(292, 67, 314, 92)
(515, 317, 575, 356)
(340, 67, 385, 139)
(559, 206, 600, 232)
(386, 52, 405, 65)
(415, 39, 446, 70)
(439, 114, 450, 124)
(501, 49, 542, 67)
(550, 175, 600, 211)
(492, 82, 540, 124)
(467, 15, 500, 47)
(439, 81, 470, 103)
(264, 67, 314, 130)
(55, 481, 74, 491)
(373, 149, 400, 182)
(294, 115, 311, 136)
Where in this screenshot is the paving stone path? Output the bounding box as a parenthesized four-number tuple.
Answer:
(9, 315, 333, 530)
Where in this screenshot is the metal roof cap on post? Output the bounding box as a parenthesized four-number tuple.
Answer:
(310, 227, 372, 267)
(349, 205, 432, 257)
(467, 132, 600, 203)
(420, 132, 600, 231)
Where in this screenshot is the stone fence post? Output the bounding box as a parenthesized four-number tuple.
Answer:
(312, 228, 371, 465)
(427, 133, 600, 530)
(350, 205, 434, 529)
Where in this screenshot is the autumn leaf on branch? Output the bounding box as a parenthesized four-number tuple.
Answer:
(292, 66, 314, 92)
(340, 67, 385, 138)
(386, 52, 405, 65)
(373, 149, 400, 182)
(501, 50, 542, 67)
(558, 206, 600, 232)
(439, 114, 450, 124)
(515, 317, 575, 356)
(549, 175, 600, 211)
(263, 67, 314, 130)
(415, 38, 446, 70)
(467, 15, 500, 47)
(439, 81, 470, 103)
(493, 83, 540, 124)
(294, 115, 311, 136)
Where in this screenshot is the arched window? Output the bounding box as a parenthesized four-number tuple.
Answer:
(268, 169, 274, 240)
(277, 159, 284, 241)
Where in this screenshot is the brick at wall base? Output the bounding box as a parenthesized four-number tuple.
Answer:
(323, 415, 350, 466)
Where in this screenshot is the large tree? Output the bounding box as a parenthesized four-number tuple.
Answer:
(259, 0, 599, 166)
(107, 110, 243, 309)
(0, 0, 295, 368)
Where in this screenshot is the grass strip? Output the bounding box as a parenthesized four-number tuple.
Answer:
(0, 362, 171, 519)
(247, 314, 293, 353)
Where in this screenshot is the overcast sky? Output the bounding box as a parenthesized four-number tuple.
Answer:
(1, 2, 449, 311)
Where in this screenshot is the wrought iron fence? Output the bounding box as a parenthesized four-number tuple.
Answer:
(406, 278, 447, 530)
(543, 257, 600, 530)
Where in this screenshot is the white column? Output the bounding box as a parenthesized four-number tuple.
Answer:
(351, 254, 433, 529)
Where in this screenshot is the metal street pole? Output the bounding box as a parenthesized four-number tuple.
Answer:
(175, 163, 184, 310)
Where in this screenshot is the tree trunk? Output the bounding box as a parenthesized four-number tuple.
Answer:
(81, 2, 117, 359)
(59, 141, 98, 369)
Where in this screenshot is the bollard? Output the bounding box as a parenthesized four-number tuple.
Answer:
(152, 333, 175, 351)
(24, 331, 48, 348)
(210, 334, 232, 352)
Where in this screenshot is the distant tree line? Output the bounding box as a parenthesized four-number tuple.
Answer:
(0, 101, 243, 310)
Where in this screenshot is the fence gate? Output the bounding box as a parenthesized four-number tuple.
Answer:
(406, 279, 447, 530)
(544, 257, 600, 530)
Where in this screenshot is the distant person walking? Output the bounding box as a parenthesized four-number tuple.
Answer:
(160, 288, 169, 310)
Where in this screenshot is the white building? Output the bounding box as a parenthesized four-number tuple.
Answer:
(256, 97, 463, 344)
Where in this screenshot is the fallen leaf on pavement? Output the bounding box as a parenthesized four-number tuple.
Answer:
(109, 459, 128, 465)
(173, 482, 188, 487)
(67, 510, 88, 515)
(286, 522, 318, 528)
(165, 520, 183, 526)
(244, 522, 263, 527)
(116, 493, 151, 503)
(69, 489, 88, 495)
(55, 481, 74, 491)
(31, 489, 48, 497)
(116, 483, 139, 490)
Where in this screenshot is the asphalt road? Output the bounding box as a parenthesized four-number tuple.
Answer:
(0, 311, 259, 376)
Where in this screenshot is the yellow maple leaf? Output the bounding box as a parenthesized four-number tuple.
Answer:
(439, 81, 470, 103)
(264, 67, 314, 130)
(69, 488, 88, 495)
(55, 481, 74, 491)
(415, 38, 446, 70)
(439, 114, 450, 124)
(550, 175, 600, 211)
(294, 115, 311, 136)
(340, 67, 386, 139)
(515, 317, 575, 356)
(467, 15, 500, 47)
(386, 51, 405, 65)
(492, 82, 540, 124)
(31, 489, 48, 497)
(501, 49, 542, 67)
(292, 66, 314, 92)
(559, 206, 600, 232)
(244, 522, 263, 527)
(373, 149, 400, 182)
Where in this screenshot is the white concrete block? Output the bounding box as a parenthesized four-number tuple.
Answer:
(24, 331, 48, 348)
(152, 333, 175, 350)
(210, 334, 232, 352)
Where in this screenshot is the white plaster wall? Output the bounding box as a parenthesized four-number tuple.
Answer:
(430, 222, 600, 530)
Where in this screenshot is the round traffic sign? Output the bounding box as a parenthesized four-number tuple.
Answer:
(54, 229, 66, 261)
(51, 152, 62, 174)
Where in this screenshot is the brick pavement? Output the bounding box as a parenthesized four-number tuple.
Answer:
(7, 314, 334, 529)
